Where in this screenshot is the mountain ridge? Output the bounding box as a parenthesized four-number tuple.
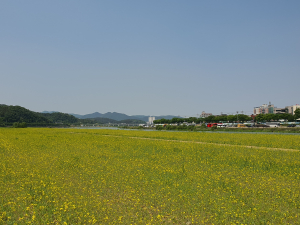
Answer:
(0, 104, 181, 126)
(68, 112, 181, 122)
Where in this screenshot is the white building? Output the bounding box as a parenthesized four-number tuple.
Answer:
(148, 116, 155, 125)
(286, 104, 300, 115)
(200, 111, 212, 118)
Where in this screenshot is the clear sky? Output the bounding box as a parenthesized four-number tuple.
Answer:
(1, 1, 299, 116)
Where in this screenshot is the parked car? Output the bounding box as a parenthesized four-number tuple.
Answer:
(288, 124, 296, 127)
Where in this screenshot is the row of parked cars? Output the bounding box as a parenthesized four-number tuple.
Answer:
(207, 123, 300, 128)
(287, 124, 300, 127)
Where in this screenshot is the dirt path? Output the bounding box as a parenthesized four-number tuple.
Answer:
(101, 134, 299, 152)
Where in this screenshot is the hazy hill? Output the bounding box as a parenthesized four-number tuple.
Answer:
(71, 112, 131, 120)
(83, 117, 118, 124)
(40, 112, 79, 124)
(118, 119, 146, 124)
(71, 112, 181, 122)
(83, 117, 146, 124)
(41, 111, 59, 113)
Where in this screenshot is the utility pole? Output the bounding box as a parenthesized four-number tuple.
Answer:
(236, 111, 239, 123)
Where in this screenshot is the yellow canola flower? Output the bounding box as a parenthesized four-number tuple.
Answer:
(0, 128, 300, 224)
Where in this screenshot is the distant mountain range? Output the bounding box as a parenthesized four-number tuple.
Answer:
(41, 111, 59, 114)
(0, 105, 182, 126)
(87, 117, 146, 124)
(68, 112, 181, 122)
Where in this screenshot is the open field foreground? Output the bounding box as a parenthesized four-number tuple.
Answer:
(1, 128, 300, 224)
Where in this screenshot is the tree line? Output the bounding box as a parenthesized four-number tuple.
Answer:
(154, 109, 300, 124)
(154, 114, 252, 124)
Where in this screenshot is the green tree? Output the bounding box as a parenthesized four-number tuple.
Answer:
(171, 118, 179, 123)
(294, 108, 300, 119)
(212, 116, 220, 123)
(255, 114, 265, 122)
(196, 118, 204, 123)
(153, 119, 161, 124)
(177, 118, 184, 123)
(218, 115, 228, 122)
(227, 115, 236, 122)
(272, 114, 280, 121)
(160, 118, 170, 124)
(204, 115, 215, 123)
(279, 113, 294, 122)
(264, 114, 274, 122)
(187, 117, 197, 123)
(237, 114, 252, 122)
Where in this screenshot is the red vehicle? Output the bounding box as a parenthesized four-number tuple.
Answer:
(207, 123, 218, 127)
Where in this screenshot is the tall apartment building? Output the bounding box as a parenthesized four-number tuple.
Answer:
(253, 102, 274, 115)
(285, 104, 300, 115)
(254, 103, 300, 115)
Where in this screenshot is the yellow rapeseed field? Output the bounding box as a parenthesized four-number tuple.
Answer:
(1, 128, 300, 224)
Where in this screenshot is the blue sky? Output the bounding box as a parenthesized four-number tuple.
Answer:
(1, 1, 299, 116)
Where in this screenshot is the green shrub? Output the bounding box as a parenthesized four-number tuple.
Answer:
(156, 125, 163, 130)
(12, 122, 27, 128)
(166, 125, 177, 130)
(187, 125, 196, 131)
(200, 123, 207, 128)
(211, 126, 217, 131)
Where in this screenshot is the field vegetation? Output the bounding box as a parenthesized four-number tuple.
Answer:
(1, 128, 300, 224)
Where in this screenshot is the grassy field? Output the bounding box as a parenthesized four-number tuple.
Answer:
(1, 128, 300, 224)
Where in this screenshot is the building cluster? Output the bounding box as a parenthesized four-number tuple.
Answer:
(253, 102, 300, 116)
(197, 102, 299, 119)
